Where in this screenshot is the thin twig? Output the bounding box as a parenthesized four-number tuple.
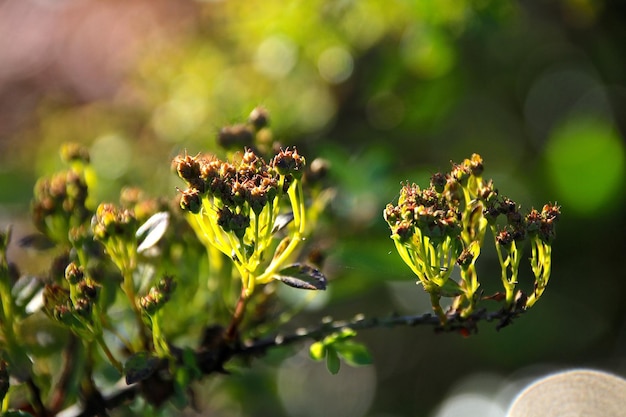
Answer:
(64, 306, 524, 417)
(237, 306, 524, 356)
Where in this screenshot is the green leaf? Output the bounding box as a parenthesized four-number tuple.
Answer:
(439, 278, 463, 297)
(275, 263, 327, 290)
(326, 347, 341, 375)
(124, 352, 161, 385)
(333, 341, 373, 367)
(171, 367, 190, 409)
(182, 347, 202, 380)
(309, 341, 326, 361)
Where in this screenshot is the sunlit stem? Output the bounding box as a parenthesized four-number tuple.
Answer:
(239, 264, 256, 297)
(459, 264, 478, 318)
(2, 392, 8, 413)
(526, 239, 552, 308)
(429, 291, 447, 325)
(150, 311, 171, 358)
(289, 180, 306, 235)
(490, 226, 516, 307)
(253, 212, 260, 255)
(256, 180, 305, 284)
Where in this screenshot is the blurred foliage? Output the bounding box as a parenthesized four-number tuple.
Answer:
(1, 0, 626, 416)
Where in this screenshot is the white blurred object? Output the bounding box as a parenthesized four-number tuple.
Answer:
(136, 211, 169, 254)
(507, 369, 626, 417)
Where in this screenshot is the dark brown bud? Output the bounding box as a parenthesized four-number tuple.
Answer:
(65, 262, 84, 285)
(430, 172, 447, 193)
(272, 148, 306, 180)
(74, 297, 92, 318)
(175, 154, 204, 191)
(248, 106, 270, 130)
(217, 124, 254, 150)
(394, 220, 414, 242)
(179, 188, 202, 214)
(78, 280, 100, 300)
(157, 276, 176, 297)
(495, 229, 514, 247)
(305, 158, 330, 184)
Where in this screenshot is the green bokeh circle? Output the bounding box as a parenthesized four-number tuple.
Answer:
(545, 118, 625, 215)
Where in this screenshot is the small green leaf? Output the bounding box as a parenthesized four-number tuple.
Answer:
(182, 347, 202, 380)
(124, 352, 161, 385)
(326, 347, 341, 375)
(309, 341, 326, 361)
(439, 278, 463, 297)
(172, 367, 191, 409)
(275, 263, 327, 290)
(319, 328, 356, 347)
(334, 341, 373, 367)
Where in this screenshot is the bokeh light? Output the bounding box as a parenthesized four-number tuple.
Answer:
(545, 117, 625, 215)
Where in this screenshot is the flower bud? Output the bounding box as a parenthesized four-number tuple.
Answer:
(430, 172, 446, 193)
(217, 124, 254, 150)
(272, 148, 306, 180)
(74, 297, 92, 318)
(248, 106, 270, 130)
(179, 188, 202, 214)
(65, 262, 84, 285)
(60, 143, 90, 164)
(78, 279, 100, 300)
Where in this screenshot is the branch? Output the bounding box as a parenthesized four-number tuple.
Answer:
(237, 305, 525, 356)
(62, 305, 524, 417)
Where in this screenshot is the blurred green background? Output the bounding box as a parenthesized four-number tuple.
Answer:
(1, 0, 625, 416)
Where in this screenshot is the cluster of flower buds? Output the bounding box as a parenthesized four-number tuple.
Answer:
(31, 169, 90, 244)
(43, 278, 99, 336)
(176, 148, 304, 215)
(174, 147, 307, 296)
(217, 106, 271, 152)
(29, 144, 93, 246)
(139, 276, 177, 315)
(60, 142, 91, 165)
(384, 182, 462, 243)
(92, 203, 138, 242)
(91, 203, 143, 285)
(525, 204, 561, 244)
(384, 154, 560, 322)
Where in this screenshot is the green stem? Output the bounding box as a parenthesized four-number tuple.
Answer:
(490, 226, 515, 307)
(121, 269, 149, 351)
(150, 311, 171, 358)
(95, 334, 123, 374)
(429, 291, 447, 325)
